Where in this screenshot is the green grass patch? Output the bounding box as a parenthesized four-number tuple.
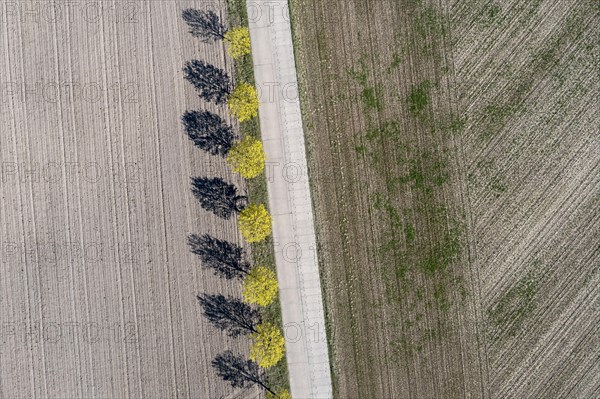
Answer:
(477, 3, 502, 26)
(389, 52, 403, 70)
(348, 57, 386, 112)
(363, 116, 465, 355)
(404, 224, 416, 243)
(362, 86, 384, 111)
(419, 227, 461, 275)
(402, 4, 447, 60)
(355, 145, 367, 156)
(414, 5, 446, 38)
(348, 60, 368, 86)
(407, 81, 431, 116)
(487, 267, 541, 339)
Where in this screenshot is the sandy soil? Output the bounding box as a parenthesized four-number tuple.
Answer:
(0, 1, 259, 397)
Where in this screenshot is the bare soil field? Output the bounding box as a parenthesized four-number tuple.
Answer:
(290, 0, 598, 397)
(452, 0, 599, 397)
(291, 0, 487, 397)
(0, 1, 260, 397)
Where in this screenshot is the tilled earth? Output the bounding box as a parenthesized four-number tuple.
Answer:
(290, 0, 599, 397)
(0, 1, 258, 397)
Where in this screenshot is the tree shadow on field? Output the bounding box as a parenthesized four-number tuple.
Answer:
(190, 177, 248, 219)
(197, 293, 261, 337)
(188, 233, 251, 279)
(212, 350, 274, 394)
(182, 110, 237, 157)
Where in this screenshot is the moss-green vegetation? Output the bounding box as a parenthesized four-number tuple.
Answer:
(365, 133, 464, 355)
(487, 265, 541, 339)
(343, 1, 468, 358)
(477, 3, 502, 27)
(347, 58, 385, 111)
(362, 86, 384, 111)
(389, 52, 403, 69)
(471, 8, 592, 141)
(407, 81, 431, 116)
(400, 3, 447, 61)
(226, 0, 290, 391)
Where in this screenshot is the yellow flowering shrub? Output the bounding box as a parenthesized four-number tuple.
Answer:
(224, 26, 251, 59)
(238, 204, 272, 243)
(243, 266, 278, 306)
(267, 389, 292, 399)
(228, 82, 259, 122)
(226, 136, 266, 179)
(250, 322, 285, 368)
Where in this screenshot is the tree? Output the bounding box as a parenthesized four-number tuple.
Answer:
(250, 322, 285, 369)
(183, 60, 231, 104)
(226, 136, 266, 179)
(181, 9, 226, 42)
(212, 350, 276, 395)
(228, 82, 259, 121)
(181, 110, 236, 157)
(190, 177, 247, 219)
(187, 234, 250, 279)
(238, 204, 272, 243)
(267, 389, 292, 399)
(243, 266, 278, 306)
(197, 293, 261, 337)
(224, 26, 251, 59)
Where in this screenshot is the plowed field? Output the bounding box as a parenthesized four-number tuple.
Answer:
(0, 1, 258, 397)
(290, 0, 599, 397)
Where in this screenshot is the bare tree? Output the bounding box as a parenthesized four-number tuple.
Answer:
(181, 9, 226, 42)
(212, 351, 275, 395)
(187, 234, 250, 279)
(183, 60, 231, 104)
(182, 110, 236, 157)
(190, 177, 247, 219)
(197, 294, 260, 337)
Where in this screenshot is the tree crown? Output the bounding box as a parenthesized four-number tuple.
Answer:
(243, 265, 278, 306)
(182, 110, 236, 157)
(238, 204, 272, 243)
(183, 60, 231, 104)
(228, 82, 259, 121)
(188, 234, 250, 279)
(225, 26, 252, 59)
(191, 177, 246, 219)
(181, 9, 226, 41)
(250, 322, 285, 369)
(197, 293, 260, 337)
(226, 136, 266, 179)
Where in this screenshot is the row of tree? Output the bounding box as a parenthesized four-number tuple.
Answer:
(181, 9, 289, 399)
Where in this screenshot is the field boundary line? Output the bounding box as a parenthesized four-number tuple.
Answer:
(440, 0, 491, 396)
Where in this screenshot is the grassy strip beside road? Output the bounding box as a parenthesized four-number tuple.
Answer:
(226, 0, 291, 392)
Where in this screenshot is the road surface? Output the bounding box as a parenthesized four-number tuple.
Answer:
(246, 1, 333, 397)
